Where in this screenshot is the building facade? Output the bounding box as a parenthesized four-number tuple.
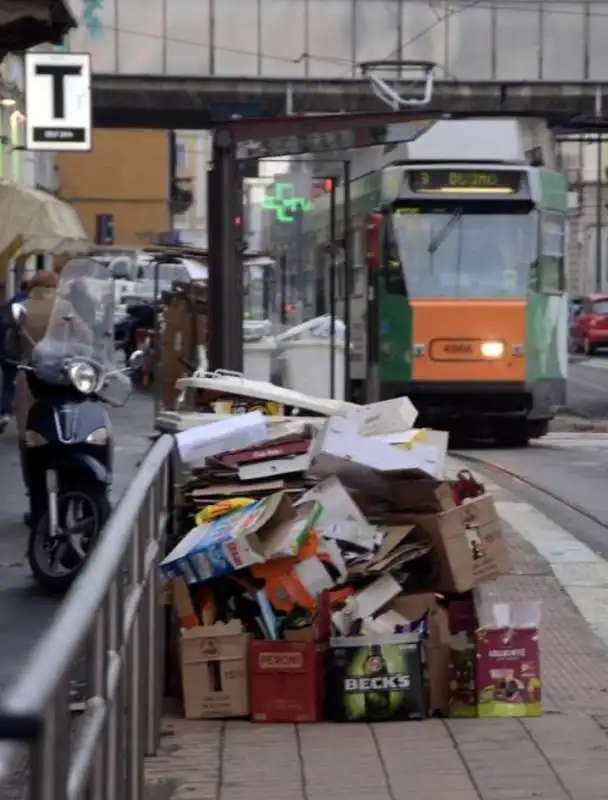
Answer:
(56, 129, 171, 245)
(0, 53, 57, 192)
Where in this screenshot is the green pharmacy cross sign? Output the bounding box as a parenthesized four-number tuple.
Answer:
(262, 182, 313, 223)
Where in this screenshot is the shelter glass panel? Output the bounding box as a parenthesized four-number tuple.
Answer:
(354, 0, 400, 70)
(495, 3, 541, 80)
(69, 0, 118, 73)
(214, 0, 260, 74)
(446, 4, 493, 79)
(400, 1, 448, 68)
(166, 0, 211, 75)
(541, 2, 586, 79)
(116, 0, 164, 73)
(307, 0, 353, 77)
(589, 2, 608, 79)
(260, 0, 307, 77)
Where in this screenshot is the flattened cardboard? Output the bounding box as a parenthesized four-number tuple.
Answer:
(297, 476, 378, 551)
(349, 525, 430, 577)
(179, 620, 249, 719)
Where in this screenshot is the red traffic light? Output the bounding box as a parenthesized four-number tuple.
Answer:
(324, 178, 334, 192)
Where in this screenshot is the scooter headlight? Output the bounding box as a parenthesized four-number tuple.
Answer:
(68, 361, 98, 394)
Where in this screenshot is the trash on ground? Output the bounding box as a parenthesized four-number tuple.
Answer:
(160, 389, 540, 723)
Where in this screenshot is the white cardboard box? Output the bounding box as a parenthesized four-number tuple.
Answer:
(346, 397, 418, 436)
(373, 429, 449, 480)
(306, 417, 438, 493)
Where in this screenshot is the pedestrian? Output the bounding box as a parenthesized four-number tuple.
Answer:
(0, 280, 29, 431)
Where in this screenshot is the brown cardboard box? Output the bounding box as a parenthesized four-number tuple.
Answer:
(398, 495, 511, 593)
(427, 602, 451, 716)
(388, 594, 450, 715)
(389, 479, 456, 513)
(179, 620, 249, 719)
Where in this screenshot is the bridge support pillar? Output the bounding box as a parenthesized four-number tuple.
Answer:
(207, 132, 244, 373)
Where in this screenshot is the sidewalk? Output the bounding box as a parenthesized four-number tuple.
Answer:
(145, 466, 608, 800)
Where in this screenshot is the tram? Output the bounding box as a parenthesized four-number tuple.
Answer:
(302, 119, 569, 445)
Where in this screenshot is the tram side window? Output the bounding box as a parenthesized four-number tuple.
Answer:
(540, 212, 566, 292)
(383, 221, 407, 295)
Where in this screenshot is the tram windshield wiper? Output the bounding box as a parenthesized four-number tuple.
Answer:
(427, 208, 463, 254)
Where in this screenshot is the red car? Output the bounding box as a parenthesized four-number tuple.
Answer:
(570, 293, 608, 355)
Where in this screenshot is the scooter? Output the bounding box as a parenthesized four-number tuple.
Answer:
(12, 259, 143, 593)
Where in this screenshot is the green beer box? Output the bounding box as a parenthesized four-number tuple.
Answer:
(326, 634, 426, 722)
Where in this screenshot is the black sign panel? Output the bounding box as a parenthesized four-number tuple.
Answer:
(409, 169, 523, 195)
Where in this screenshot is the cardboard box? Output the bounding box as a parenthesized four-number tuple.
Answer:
(160, 492, 320, 583)
(296, 476, 378, 551)
(448, 598, 542, 718)
(179, 621, 249, 719)
(373, 429, 449, 480)
(346, 396, 418, 436)
(306, 417, 438, 495)
(398, 495, 511, 593)
(388, 479, 456, 514)
(373, 593, 451, 717)
(249, 640, 325, 723)
(326, 633, 426, 722)
(476, 601, 542, 718)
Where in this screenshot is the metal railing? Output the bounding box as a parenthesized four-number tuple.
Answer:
(0, 433, 175, 800)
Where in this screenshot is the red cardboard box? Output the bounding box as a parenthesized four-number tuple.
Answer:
(249, 640, 325, 722)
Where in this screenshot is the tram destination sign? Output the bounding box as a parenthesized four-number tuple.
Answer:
(409, 168, 524, 195)
(227, 116, 438, 160)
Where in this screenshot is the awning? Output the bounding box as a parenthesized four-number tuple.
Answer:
(0, 182, 88, 266)
(0, 0, 76, 58)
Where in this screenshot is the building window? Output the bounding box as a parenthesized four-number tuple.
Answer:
(175, 142, 187, 170)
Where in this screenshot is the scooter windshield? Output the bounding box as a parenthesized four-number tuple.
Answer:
(33, 258, 131, 405)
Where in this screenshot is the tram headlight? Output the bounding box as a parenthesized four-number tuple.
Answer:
(481, 340, 504, 359)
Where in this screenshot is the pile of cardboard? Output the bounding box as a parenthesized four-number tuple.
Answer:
(161, 398, 542, 724)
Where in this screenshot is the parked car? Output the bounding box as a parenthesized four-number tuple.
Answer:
(569, 293, 608, 355)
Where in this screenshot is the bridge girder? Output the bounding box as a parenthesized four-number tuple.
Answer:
(92, 74, 608, 131)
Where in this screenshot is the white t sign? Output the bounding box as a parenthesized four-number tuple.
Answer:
(25, 52, 92, 152)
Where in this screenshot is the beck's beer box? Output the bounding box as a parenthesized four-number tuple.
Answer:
(326, 634, 426, 722)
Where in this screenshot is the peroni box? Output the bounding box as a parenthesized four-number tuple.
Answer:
(326, 633, 425, 722)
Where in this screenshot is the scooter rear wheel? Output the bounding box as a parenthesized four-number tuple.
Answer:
(28, 481, 111, 594)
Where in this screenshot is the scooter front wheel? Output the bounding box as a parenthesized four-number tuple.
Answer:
(28, 481, 111, 594)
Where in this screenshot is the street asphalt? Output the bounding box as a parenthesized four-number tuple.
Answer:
(0, 392, 155, 693)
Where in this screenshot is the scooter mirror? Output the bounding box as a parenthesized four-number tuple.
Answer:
(11, 302, 27, 326)
(128, 349, 145, 370)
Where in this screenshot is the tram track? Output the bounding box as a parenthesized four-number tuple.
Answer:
(450, 449, 608, 535)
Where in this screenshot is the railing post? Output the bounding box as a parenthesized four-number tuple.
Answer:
(144, 480, 163, 755)
(105, 579, 125, 799)
(29, 679, 70, 800)
(126, 516, 146, 799)
(88, 603, 108, 800)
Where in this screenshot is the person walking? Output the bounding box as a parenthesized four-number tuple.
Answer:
(0, 280, 29, 431)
